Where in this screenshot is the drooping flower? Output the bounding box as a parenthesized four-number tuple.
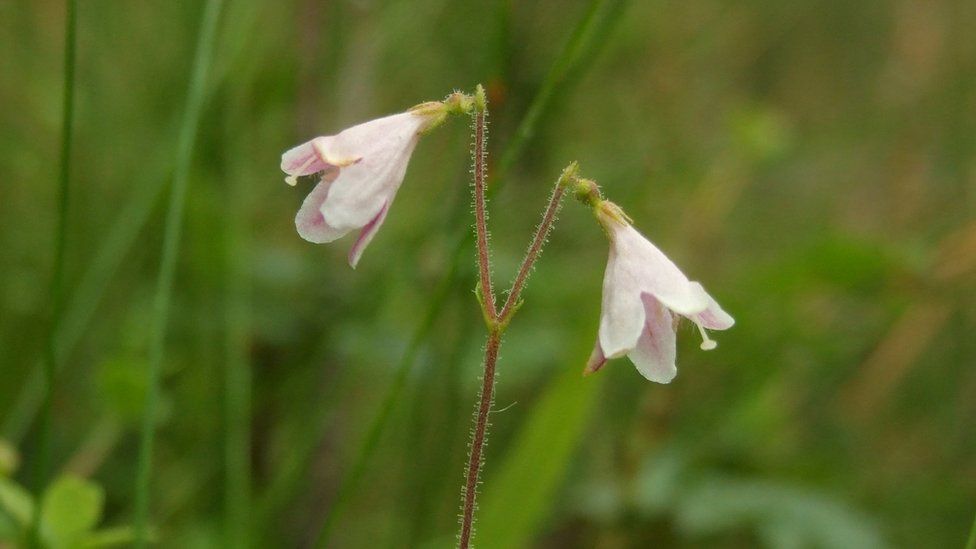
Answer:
(281, 106, 445, 268)
(585, 201, 734, 383)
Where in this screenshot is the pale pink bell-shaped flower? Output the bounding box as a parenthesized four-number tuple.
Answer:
(585, 202, 734, 383)
(281, 110, 437, 268)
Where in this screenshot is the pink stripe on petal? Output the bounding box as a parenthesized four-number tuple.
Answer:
(347, 202, 391, 268)
(687, 293, 735, 331)
(627, 294, 678, 383)
(584, 341, 607, 376)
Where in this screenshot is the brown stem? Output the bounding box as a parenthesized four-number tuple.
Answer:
(499, 180, 567, 319)
(458, 331, 501, 549)
(472, 109, 497, 322)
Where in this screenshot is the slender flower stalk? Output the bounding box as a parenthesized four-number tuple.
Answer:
(133, 1, 223, 546)
(472, 98, 497, 322)
(458, 87, 500, 548)
(499, 163, 577, 319)
(30, 0, 76, 546)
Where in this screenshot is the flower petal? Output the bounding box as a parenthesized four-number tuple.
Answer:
(627, 294, 678, 383)
(685, 283, 735, 330)
(317, 113, 425, 230)
(598, 247, 647, 358)
(347, 201, 391, 269)
(608, 223, 710, 316)
(322, 112, 425, 159)
(281, 136, 334, 176)
(295, 176, 350, 244)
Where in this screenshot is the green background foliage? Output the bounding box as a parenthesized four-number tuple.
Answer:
(2, 0, 975, 547)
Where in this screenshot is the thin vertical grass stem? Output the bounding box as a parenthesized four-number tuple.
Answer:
(133, 1, 224, 546)
(29, 0, 76, 545)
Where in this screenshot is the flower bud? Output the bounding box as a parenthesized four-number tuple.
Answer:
(474, 84, 488, 113)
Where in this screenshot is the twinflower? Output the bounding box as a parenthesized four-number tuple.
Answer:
(281, 106, 445, 267)
(585, 201, 734, 383)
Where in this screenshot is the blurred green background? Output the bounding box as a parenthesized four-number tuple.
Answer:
(2, 0, 975, 547)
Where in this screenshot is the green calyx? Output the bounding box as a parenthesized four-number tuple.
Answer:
(555, 161, 601, 207)
(595, 200, 633, 228)
(573, 178, 602, 208)
(553, 162, 631, 233)
(410, 100, 451, 134)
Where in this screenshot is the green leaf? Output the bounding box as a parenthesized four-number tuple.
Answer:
(476, 365, 605, 549)
(0, 476, 33, 527)
(0, 508, 20, 542)
(41, 475, 104, 547)
(676, 476, 888, 549)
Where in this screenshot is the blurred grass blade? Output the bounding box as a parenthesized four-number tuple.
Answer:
(132, 1, 224, 546)
(30, 0, 76, 544)
(966, 508, 976, 549)
(223, 213, 251, 549)
(223, 102, 252, 549)
(311, 1, 629, 544)
(2, 174, 168, 443)
(313, 248, 463, 548)
(476, 359, 605, 549)
(495, 0, 627, 179)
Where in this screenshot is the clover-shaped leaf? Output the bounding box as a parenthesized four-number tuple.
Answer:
(41, 475, 104, 548)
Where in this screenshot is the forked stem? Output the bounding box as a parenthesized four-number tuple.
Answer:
(459, 85, 502, 549)
(458, 159, 579, 548)
(499, 163, 577, 320)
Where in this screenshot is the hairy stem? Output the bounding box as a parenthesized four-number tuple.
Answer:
(472, 108, 497, 322)
(499, 177, 568, 320)
(458, 331, 502, 549)
(133, 1, 223, 546)
(30, 0, 76, 545)
(310, 1, 628, 539)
